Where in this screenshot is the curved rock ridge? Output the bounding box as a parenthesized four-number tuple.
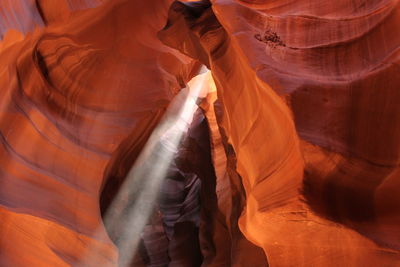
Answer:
(159, 1, 400, 266)
(201, 84, 269, 267)
(209, 0, 400, 253)
(0, 0, 199, 266)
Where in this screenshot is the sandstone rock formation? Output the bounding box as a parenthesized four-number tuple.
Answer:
(0, 0, 107, 37)
(0, 0, 199, 266)
(1, 0, 400, 266)
(160, 0, 400, 266)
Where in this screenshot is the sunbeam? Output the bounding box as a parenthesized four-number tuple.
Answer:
(79, 67, 210, 267)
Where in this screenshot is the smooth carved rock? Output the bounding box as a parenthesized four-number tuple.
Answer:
(1, 0, 400, 266)
(0, 0, 198, 266)
(160, 0, 400, 266)
(0, 0, 107, 38)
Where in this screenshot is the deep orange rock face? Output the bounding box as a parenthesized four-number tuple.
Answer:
(160, 0, 400, 266)
(1, 0, 400, 266)
(0, 0, 199, 266)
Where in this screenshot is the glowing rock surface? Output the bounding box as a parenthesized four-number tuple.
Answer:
(160, 1, 400, 266)
(0, 0, 399, 266)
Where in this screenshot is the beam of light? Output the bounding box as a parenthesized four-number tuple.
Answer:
(78, 67, 210, 267)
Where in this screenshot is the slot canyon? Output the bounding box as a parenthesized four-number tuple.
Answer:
(0, 0, 399, 266)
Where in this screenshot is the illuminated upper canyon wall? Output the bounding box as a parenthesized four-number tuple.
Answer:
(0, 0, 399, 266)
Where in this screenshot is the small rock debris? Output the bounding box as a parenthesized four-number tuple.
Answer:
(254, 29, 286, 48)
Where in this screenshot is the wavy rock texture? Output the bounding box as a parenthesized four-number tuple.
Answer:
(201, 88, 268, 267)
(0, 0, 107, 38)
(0, 0, 199, 266)
(1, 0, 400, 266)
(160, 0, 400, 266)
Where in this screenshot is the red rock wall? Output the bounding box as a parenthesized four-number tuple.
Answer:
(0, 0, 198, 266)
(1, 0, 400, 266)
(0, 0, 106, 38)
(160, 1, 400, 266)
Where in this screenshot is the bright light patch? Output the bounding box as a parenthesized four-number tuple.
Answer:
(79, 67, 210, 267)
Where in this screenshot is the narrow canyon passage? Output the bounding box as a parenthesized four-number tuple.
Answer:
(0, 0, 399, 266)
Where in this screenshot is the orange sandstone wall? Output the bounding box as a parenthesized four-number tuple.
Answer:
(0, 0, 198, 266)
(0, 0, 107, 38)
(1, 0, 399, 266)
(160, 1, 400, 266)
